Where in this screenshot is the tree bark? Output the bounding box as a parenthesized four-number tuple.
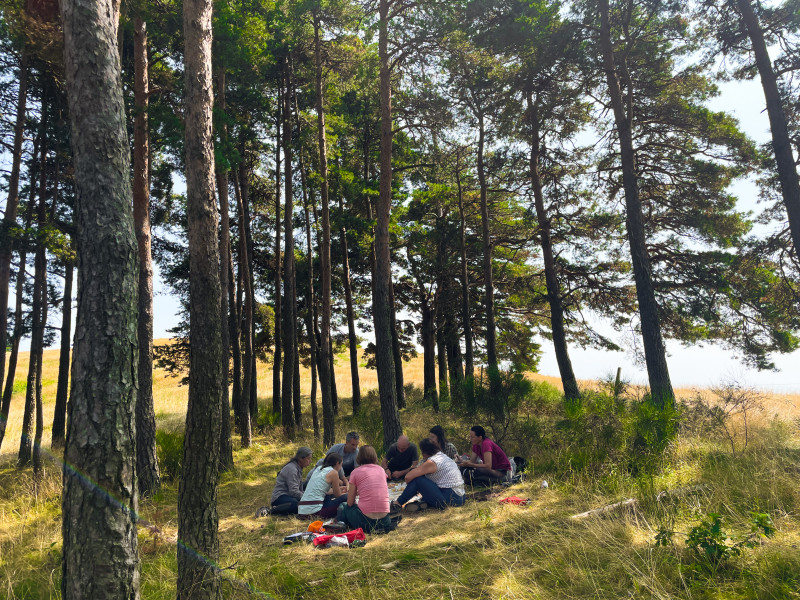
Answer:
(243, 174, 258, 422)
(0, 179, 36, 452)
(0, 51, 29, 397)
(436, 313, 449, 403)
(51, 258, 73, 449)
(18, 103, 48, 468)
(60, 0, 140, 592)
(314, 14, 336, 435)
(32, 253, 47, 478)
(179, 0, 223, 593)
(281, 56, 297, 437)
(133, 17, 160, 496)
(389, 279, 405, 409)
(215, 67, 234, 472)
(527, 94, 580, 402)
(477, 111, 499, 395)
(598, 0, 674, 408)
(735, 0, 800, 259)
(419, 288, 438, 410)
(228, 236, 241, 428)
(301, 165, 320, 438)
(375, 0, 402, 451)
(338, 195, 361, 414)
(273, 87, 282, 416)
(455, 152, 474, 384)
(233, 168, 252, 447)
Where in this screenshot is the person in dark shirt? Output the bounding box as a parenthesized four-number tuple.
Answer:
(381, 435, 418, 480)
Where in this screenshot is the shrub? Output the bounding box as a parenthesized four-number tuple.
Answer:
(156, 430, 184, 481)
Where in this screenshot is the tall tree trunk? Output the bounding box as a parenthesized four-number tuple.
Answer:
(133, 17, 160, 496)
(243, 174, 258, 422)
(0, 51, 29, 397)
(273, 89, 282, 417)
(301, 165, 320, 438)
(32, 257, 47, 478)
(228, 239, 241, 427)
(735, 0, 800, 259)
(527, 95, 580, 402)
(477, 111, 499, 395)
(215, 67, 234, 472)
(419, 289, 438, 410)
(281, 56, 297, 437)
(234, 169, 252, 447)
(18, 104, 48, 468)
(51, 258, 73, 449)
(314, 15, 336, 434)
(338, 194, 361, 414)
(329, 336, 339, 414)
(455, 152, 474, 384)
(0, 180, 36, 452)
(375, 0, 402, 450)
(179, 0, 223, 593)
(388, 280, 405, 408)
(598, 0, 674, 408)
(312, 200, 335, 445)
(60, 0, 140, 592)
(436, 313, 449, 403)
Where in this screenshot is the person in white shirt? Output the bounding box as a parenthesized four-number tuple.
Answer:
(394, 438, 465, 509)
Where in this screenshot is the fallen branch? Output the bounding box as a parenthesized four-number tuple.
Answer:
(570, 498, 637, 520)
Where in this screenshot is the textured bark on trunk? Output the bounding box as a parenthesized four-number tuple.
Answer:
(18, 107, 48, 468)
(60, 0, 140, 592)
(0, 51, 29, 397)
(273, 88, 282, 416)
(339, 194, 361, 414)
(436, 316, 448, 403)
(598, 0, 674, 408)
(389, 280, 405, 409)
(329, 338, 339, 414)
(301, 168, 320, 438)
(419, 292, 438, 410)
(133, 17, 160, 496)
(233, 169, 252, 447)
(179, 0, 223, 593)
(215, 67, 234, 472)
(32, 254, 47, 477)
(527, 95, 580, 402)
(281, 56, 297, 437)
(375, 0, 402, 451)
(735, 0, 800, 259)
(455, 155, 474, 384)
(243, 176, 258, 421)
(477, 111, 499, 395)
(314, 15, 335, 435)
(228, 238, 241, 429)
(0, 190, 35, 452)
(51, 259, 73, 449)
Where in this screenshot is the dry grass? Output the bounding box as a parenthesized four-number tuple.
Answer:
(2, 344, 800, 599)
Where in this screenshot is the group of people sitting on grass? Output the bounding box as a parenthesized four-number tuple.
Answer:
(267, 425, 513, 533)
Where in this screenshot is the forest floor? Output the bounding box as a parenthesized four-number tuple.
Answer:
(1, 343, 799, 599)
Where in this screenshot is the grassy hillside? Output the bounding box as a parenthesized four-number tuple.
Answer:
(1, 343, 799, 599)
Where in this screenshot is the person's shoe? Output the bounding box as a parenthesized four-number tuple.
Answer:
(404, 501, 420, 512)
(390, 501, 402, 514)
(418, 501, 428, 510)
(255, 506, 271, 517)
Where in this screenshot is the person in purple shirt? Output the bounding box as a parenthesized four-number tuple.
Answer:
(461, 425, 511, 484)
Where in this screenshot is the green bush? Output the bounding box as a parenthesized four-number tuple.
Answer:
(156, 430, 184, 481)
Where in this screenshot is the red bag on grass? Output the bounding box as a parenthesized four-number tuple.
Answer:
(499, 496, 530, 505)
(312, 527, 366, 547)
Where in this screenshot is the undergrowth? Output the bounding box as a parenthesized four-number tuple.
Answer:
(1, 380, 799, 599)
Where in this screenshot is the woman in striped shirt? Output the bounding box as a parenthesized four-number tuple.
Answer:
(395, 438, 465, 509)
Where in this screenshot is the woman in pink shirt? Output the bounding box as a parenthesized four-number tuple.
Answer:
(338, 445, 393, 533)
(461, 425, 512, 485)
